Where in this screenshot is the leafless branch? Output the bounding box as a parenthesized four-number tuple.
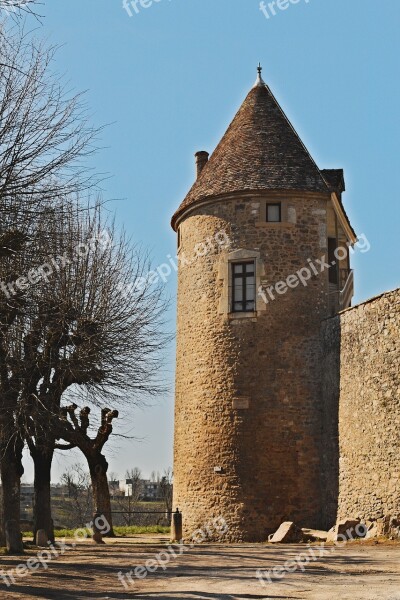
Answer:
(0, 1, 43, 20)
(0, 23, 103, 217)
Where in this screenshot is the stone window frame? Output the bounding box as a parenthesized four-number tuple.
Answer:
(218, 249, 266, 319)
(266, 202, 282, 223)
(257, 198, 296, 228)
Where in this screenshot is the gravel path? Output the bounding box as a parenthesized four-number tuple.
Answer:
(0, 538, 399, 599)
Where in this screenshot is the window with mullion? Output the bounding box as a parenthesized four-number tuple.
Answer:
(232, 262, 256, 313)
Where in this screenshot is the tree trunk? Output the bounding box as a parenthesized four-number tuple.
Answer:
(31, 445, 55, 543)
(0, 435, 24, 552)
(88, 453, 114, 537)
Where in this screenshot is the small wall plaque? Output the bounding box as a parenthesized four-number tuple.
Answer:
(233, 397, 250, 410)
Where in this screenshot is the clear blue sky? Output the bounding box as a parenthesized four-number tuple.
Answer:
(21, 0, 400, 482)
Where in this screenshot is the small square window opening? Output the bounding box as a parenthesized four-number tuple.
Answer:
(266, 203, 281, 223)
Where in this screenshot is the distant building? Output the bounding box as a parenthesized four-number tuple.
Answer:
(142, 480, 161, 501)
(20, 483, 70, 505)
(115, 478, 163, 501)
(20, 484, 35, 502)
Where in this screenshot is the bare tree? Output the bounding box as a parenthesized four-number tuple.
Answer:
(108, 472, 120, 498)
(8, 201, 168, 541)
(60, 463, 92, 528)
(0, 20, 102, 550)
(0, 0, 41, 17)
(1, 200, 86, 543)
(0, 24, 101, 206)
(160, 468, 173, 515)
(55, 405, 119, 537)
(0, 203, 53, 549)
(125, 467, 144, 504)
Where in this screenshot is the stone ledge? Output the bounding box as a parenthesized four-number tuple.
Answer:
(255, 222, 295, 228)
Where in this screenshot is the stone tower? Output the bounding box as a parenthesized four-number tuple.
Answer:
(171, 67, 357, 542)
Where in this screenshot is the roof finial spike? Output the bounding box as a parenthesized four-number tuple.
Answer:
(254, 62, 265, 88)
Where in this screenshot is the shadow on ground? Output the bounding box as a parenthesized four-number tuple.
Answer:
(128, 595, 299, 600)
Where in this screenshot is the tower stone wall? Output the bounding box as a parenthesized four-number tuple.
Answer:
(173, 191, 332, 541)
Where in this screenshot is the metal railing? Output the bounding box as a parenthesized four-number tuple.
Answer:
(339, 268, 351, 289)
(110, 510, 171, 527)
(339, 269, 354, 311)
(328, 268, 354, 313)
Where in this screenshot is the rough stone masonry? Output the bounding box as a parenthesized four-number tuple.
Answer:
(322, 288, 400, 532)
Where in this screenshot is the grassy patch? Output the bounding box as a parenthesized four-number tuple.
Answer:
(114, 525, 170, 536)
(23, 525, 170, 539)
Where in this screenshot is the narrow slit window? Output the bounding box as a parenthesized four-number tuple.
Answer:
(266, 203, 281, 223)
(231, 262, 256, 313)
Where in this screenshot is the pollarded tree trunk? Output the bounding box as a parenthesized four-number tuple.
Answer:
(88, 453, 114, 537)
(56, 406, 118, 538)
(0, 434, 24, 552)
(31, 445, 55, 543)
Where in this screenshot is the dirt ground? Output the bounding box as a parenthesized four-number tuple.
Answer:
(0, 535, 399, 600)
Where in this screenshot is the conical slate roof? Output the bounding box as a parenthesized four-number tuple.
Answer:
(172, 73, 329, 229)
